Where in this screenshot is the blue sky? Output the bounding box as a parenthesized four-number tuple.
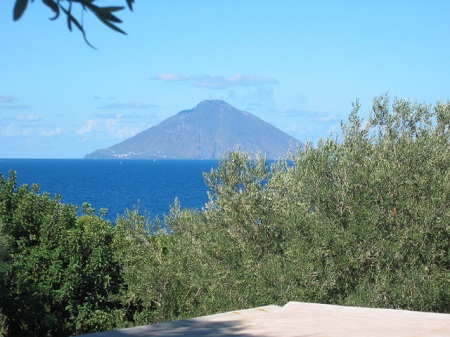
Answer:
(1, 1, 449, 158)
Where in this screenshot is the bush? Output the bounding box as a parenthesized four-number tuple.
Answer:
(0, 175, 125, 336)
(163, 95, 449, 313)
(0, 95, 448, 336)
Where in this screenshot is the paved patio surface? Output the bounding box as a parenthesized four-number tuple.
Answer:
(80, 302, 450, 337)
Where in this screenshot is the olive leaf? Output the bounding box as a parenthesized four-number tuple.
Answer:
(60, 3, 97, 49)
(13, 0, 28, 21)
(82, 3, 127, 35)
(126, 0, 134, 11)
(13, 0, 134, 47)
(41, 0, 60, 20)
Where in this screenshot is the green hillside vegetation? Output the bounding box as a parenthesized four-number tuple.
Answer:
(0, 95, 449, 336)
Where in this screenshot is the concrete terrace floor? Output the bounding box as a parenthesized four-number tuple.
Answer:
(80, 302, 450, 337)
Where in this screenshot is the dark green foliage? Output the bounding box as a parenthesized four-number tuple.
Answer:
(0, 176, 125, 336)
(12, 0, 134, 48)
(159, 95, 449, 315)
(112, 209, 172, 325)
(0, 95, 448, 336)
(282, 97, 450, 310)
(13, 0, 28, 21)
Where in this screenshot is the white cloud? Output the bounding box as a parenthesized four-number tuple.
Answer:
(94, 111, 157, 123)
(76, 120, 99, 135)
(15, 114, 41, 121)
(39, 127, 63, 137)
(75, 117, 149, 140)
(226, 74, 277, 87)
(0, 95, 30, 109)
(194, 74, 276, 89)
(106, 118, 144, 139)
(1, 124, 31, 136)
(0, 95, 15, 103)
(152, 73, 277, 89)
(94, 112, 119, 119)
(1, 123, 63, 138)
(99, 102, 154, 109)
(152, 73, 187, 81)
(285, 109, 341, 123)
(318, 114, 339, 122)
(286, 124, 313, 136)
(0, 104, 30, 110)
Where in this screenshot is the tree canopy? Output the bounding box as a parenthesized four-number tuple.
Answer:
(1, 95, 449, 336)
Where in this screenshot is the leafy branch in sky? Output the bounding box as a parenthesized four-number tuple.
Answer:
(13, 0, 135, 48)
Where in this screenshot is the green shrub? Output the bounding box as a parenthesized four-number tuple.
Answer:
(163, 95, 449, 313)
(0, 95, 448, 336)
(0, 175, 125, 336)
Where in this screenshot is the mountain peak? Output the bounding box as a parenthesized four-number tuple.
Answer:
(194, 100, 235, 112)
(85, 100, 303, 159)
(196, 99, 228, 106)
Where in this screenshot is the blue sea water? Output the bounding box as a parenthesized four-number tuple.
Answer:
(0, 159, 219, 223)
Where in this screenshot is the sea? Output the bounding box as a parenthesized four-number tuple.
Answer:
(0, 159, 219, 223)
